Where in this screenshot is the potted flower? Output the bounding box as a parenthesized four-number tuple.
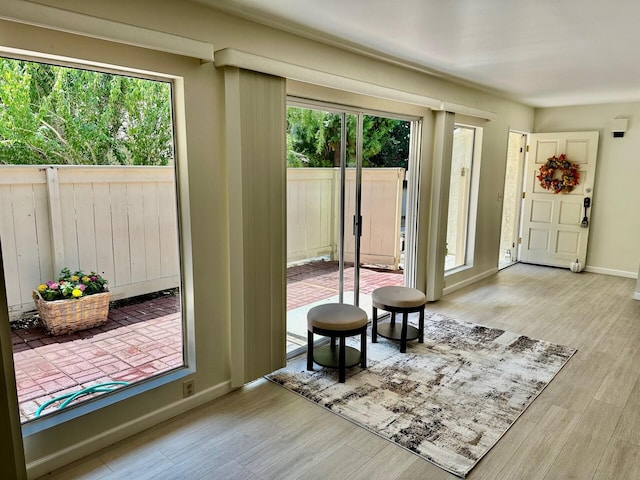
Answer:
(33, 268, 110, 335)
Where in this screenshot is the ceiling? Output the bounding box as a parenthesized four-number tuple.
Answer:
(198, 0, 640, 108)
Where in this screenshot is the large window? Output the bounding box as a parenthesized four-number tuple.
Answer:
(0, 57, 186, 424)
(446, 125, 482, 271)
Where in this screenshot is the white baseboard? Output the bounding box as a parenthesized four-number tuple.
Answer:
(584, 266, 638, 279)
(26, 380, 233, 479)
(443, 267, 498, 296)
(634, 291, 640, 301)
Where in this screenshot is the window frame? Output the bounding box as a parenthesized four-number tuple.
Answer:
(0, 47, 196, 436)
(445, 123, 483, 275)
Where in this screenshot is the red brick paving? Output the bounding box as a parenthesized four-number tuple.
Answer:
(286, 260, 404, 310)
(12, 261, 403, 423)
(12, 294, 182, 422)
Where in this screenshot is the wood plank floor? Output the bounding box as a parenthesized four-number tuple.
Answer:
(39, 264, 640, 479)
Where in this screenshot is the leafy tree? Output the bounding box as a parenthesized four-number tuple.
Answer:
(367, 119, 411, 169)
(286, 106, 409, 169)
(0, 58, 173, 166)
(286, 107, 344, 167)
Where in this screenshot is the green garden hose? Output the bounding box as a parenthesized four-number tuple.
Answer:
(34, 381, 129, 417)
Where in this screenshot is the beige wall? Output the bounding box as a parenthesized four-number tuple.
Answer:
(0, 0, 536, 474)
(535, 104, 640, 276)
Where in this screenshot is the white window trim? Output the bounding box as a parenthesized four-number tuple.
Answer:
(445, 124, 483, 275)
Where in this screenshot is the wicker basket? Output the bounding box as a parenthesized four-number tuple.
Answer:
(32, 290, 110, 335)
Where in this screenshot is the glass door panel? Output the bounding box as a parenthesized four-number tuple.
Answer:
(354, 114, 410, 317)
(341, 113, 358, 308)
(286, 106, 350, 354)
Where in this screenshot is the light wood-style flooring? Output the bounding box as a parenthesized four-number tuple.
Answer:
(40, 264, 640, 479)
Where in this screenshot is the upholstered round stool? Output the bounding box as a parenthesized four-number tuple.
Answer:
(372, 286, 426, 353)
(307, 303, 368, 383)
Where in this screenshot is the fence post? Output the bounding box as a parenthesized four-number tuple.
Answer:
(45, 167, 65, 275)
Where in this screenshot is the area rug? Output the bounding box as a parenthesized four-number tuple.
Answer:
(267, 313, 575, 477)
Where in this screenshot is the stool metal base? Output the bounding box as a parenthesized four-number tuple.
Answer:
(372, 305, 425, 353)
(307, 325, 367, 383)
(313, 345, 362, 369)
(376, 323, 420, 343)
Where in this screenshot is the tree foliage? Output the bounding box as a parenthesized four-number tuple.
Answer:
(0, 58, 173, 165)
(286, 106, 410, 169)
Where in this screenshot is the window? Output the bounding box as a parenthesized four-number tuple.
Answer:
(445, 124, 482, 271)
(0, 57, 186, 424)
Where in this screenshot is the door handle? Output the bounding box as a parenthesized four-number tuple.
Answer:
(353, 215, 362, 237)
(581, 197, 591, 228)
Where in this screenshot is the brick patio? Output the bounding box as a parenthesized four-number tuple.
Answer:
(11, 293, 182, 423)
(286, 260, 405, 310)
(12, 261, 403, 423)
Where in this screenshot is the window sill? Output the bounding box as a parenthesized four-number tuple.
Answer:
(445, 264, 473, 276)
(22, 366, 194, 437)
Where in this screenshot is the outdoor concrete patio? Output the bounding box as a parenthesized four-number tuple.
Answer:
(12, 261, 404, 423)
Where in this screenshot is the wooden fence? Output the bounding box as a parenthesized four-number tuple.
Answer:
(2, 165, 404, 319)
(287, 167, 405, 268)
(0, 165, 180, 319)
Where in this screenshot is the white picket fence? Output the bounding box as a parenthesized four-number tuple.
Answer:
(1, 165, 404, 320)
(0, 165, 180, 319)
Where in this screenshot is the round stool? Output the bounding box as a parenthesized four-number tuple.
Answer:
(307, 303, 368, 383)
(372, 286, 426, 353)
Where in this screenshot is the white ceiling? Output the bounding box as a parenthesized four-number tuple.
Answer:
(198, 0, 640, 107)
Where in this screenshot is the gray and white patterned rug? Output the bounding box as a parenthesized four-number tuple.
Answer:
(267, 312, 575, 477)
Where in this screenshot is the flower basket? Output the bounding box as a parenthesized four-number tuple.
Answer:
(32, 290, 111, 335)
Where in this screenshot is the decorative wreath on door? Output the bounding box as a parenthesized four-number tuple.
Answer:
(536, 154, 580, 194)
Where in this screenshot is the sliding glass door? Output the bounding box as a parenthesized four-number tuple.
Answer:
(286, 101, 418, 355)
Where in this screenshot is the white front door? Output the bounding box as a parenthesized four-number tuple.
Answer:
(520, 131, 599, 268)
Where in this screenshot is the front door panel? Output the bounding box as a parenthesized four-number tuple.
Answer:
(520, 131, 599, 268)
